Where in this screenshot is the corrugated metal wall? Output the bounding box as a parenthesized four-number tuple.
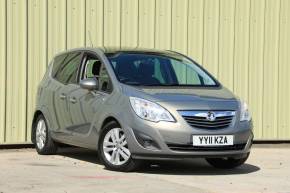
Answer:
(0, 0, 290, 144)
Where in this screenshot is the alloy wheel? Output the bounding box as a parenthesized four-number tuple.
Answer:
(102, 128, 131, 166)
(36, 119, 46, 150)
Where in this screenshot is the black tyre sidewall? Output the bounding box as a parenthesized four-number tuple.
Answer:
(34, 114, 57, 155)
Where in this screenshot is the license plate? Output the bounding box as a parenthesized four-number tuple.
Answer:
(192, 135, 234, 146)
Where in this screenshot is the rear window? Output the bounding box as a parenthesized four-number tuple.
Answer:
(52, 52, 82, 84)
(52, 54, 67, 78)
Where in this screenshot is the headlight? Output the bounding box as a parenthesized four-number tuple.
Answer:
(129, 97, 175, 122)
(240, 100, 251, 121)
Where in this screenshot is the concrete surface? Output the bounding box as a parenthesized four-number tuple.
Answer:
(0, 145, 289, 193)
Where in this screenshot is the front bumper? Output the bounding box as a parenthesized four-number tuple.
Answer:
(131, 135, 253, 160)
(121, 113, 253, 160)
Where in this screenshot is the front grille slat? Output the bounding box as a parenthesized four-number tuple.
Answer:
(182, 116, 207, 120)
(179, 110, 235, 129)
(215, 116, 233, 120)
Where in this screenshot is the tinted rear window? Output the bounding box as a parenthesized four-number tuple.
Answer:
(52, 52, 82, 84)
(52, 54, 66, 78)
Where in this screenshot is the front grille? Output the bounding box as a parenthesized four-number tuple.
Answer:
(167, 143, 246, 152)
(179, 111, 235, 129)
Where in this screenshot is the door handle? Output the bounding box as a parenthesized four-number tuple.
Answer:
(69, 97, 77, 104)
(59, 93, 66, 99)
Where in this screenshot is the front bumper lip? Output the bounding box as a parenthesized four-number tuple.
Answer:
(132, 152, 250, 160)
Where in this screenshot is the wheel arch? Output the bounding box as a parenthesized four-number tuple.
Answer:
(100, 116, 121, 132)
(97, 116, 121, 147)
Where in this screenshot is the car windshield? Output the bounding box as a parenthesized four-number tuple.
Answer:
(105, 52, 218, 87)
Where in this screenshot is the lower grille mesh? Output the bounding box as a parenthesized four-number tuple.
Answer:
(167, 143, 246, 151)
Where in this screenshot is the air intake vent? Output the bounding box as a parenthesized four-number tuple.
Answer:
(179, 111, 235, 129)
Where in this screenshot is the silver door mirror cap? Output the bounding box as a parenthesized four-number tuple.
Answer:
(80, 78, 98, 91)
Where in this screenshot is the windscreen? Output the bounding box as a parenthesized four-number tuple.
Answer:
(105, 52, 218, 87)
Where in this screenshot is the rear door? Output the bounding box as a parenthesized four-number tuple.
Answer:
(67, 52, 113, 148)
(50, 51, 83, 141)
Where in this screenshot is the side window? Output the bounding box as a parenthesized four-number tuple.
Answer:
(99, 66, 113, 93)
(83, 53, 113, 93)
(54, 52, 82, 84)
(84, 57, 101, 79)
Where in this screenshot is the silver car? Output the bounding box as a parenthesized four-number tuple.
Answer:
(32, 47, 253, 172)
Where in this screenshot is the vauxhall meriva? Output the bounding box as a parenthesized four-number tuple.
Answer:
(32, 47, 253, 172)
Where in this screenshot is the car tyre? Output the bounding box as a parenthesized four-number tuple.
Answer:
(206, 153, 250, 169)
(34, 114, 58, 155)
(98, 121, 142, 172)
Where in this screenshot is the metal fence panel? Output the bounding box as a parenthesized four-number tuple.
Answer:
(0, 0, 289, 143)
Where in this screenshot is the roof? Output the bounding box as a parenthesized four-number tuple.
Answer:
(98, 46, 172, 54)
(53, 46, 180, 59)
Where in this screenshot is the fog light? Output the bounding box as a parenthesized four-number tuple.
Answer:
(133, 130, 160, 151)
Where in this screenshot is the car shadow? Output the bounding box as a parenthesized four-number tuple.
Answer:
(137, 159, 260, 175)
(56, 147, 260, 175)
(57, 147, 101, 165)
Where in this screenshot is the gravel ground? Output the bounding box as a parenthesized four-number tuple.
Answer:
(0, 144, 289, 193)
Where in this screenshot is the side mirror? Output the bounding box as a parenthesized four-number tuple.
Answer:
(80, 78, 98, 91)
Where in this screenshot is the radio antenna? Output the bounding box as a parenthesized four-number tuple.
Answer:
(88, 30, 93, 47)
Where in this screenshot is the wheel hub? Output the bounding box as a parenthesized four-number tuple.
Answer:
(35, 119, 46, 150)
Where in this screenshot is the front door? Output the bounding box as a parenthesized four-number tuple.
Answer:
(67, 52, 113, 148)
(67, 88, 105, 148)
